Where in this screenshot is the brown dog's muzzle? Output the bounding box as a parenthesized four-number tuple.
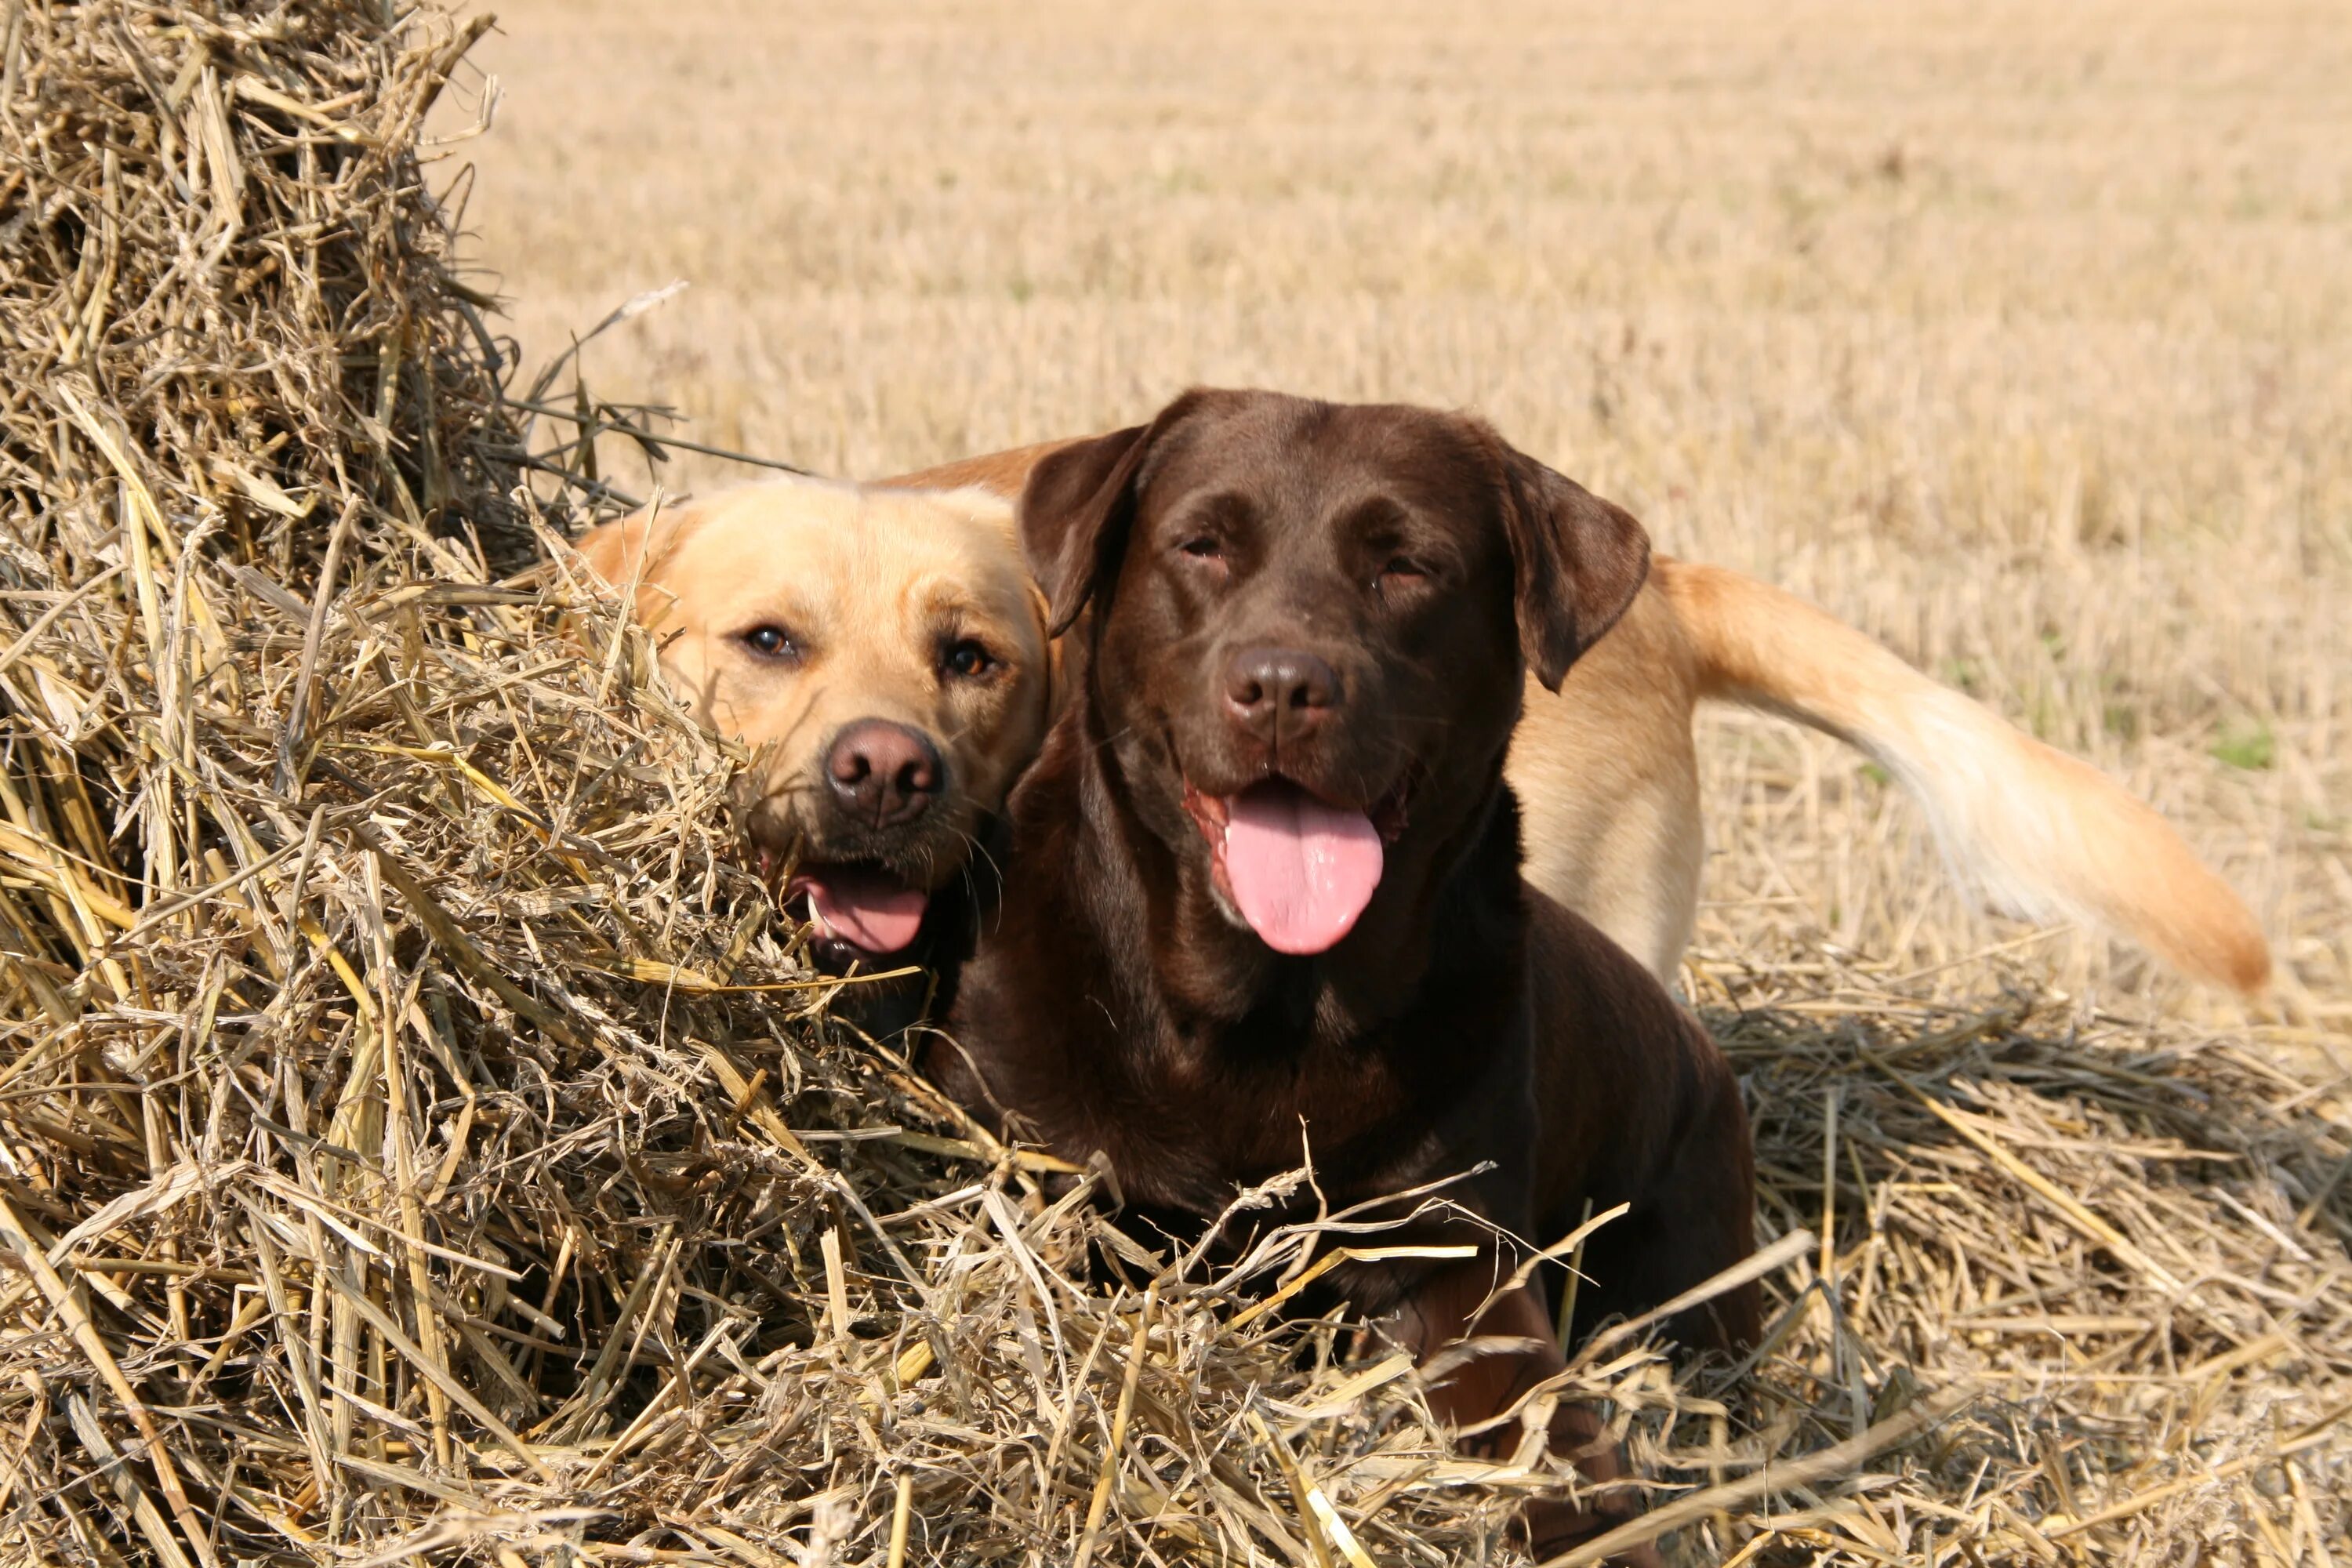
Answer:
(1221, 645, 1341, 757)
(1163, 643, 1421, 958)
(1192, 635, 1388, 796)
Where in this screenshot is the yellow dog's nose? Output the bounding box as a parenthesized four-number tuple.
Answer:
(826, 718, 944, 829)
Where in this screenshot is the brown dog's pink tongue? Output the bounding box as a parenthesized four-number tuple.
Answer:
(796, 869, 927, 956)
(1220, 782, 1384, 954)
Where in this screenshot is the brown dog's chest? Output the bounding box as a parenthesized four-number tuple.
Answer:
(938, 856, 1538, 1232)
(1080, 1008, 1475, 1216)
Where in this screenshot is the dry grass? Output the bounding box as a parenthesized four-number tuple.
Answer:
(0, 2, 2345, 1566)
(449, 0, 2352, 1033)
(0, 8, 1487, 1563)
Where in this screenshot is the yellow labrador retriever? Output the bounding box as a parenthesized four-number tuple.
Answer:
(575, 445, 2269, 993)
(577, 478, 1053, 970)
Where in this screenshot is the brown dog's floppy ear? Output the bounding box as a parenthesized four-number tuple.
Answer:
(1497, 448, 1652, 691)
(1019, 390, 1218, 636)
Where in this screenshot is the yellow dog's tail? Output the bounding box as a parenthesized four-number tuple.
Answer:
(1660, 559, 2270, 993)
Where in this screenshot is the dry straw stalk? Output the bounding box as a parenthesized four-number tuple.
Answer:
(0, 2, 2345, 1564)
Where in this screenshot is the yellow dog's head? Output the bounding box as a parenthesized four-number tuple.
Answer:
(575, 477, 1053, 967)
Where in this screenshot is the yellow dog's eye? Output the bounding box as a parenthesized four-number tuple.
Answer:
(942, 638, 996, 678)
(741, 625, 799, 660)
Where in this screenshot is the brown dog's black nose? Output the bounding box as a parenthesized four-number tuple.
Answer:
(1225, 647, 1341, 744)
(826, 720, 943, 827)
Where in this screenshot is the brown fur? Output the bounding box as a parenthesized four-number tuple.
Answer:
(894, 448, 2270, 993)
(930, 390, 1756, 1562)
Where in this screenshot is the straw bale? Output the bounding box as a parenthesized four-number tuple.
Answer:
(0, 3, 2343, 1565)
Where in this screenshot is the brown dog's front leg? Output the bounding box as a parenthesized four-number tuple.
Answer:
(1386, 1263, 1663, 1567)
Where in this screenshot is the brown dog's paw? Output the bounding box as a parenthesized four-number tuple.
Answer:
(1516, 1404, 1662, 1568)
(1515, 1494, 1664, 1568)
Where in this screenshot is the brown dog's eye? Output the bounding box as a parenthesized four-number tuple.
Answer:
(1178, 536, 1224, 561)
(942, 638, 996, 679)
(1378, 557, 1428, 586)
(741, 625, 800, 661)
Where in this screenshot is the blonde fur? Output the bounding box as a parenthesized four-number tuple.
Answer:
(1515, 557, 2267, 987)
(1638, 560, 2271, 992)
(571, 477, 1056, 897)
(597, 456, 2271, 996)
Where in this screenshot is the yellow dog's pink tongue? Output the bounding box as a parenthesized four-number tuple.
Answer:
(796, 869, 928, 956)
(1221, 782, 1384, 954)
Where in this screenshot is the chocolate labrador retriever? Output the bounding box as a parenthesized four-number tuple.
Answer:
(928, 388, 1759, 1560)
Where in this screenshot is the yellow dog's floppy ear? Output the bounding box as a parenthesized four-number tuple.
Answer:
(573, 510, 643, 586)
(1029, 579, 1071, 726)
(574, 497, 684, 586)
(568, 495, 710, 626)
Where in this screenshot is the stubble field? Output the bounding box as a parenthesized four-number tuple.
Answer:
(0, 3, 2346, 1562)
(444, 0, 2350, 1033)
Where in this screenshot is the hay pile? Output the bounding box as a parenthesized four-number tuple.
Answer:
(0, 4, 2344, 1565)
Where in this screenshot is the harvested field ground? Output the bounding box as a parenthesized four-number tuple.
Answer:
(451, 0, 2352, 1032)
(0, 2, 2344, 1566)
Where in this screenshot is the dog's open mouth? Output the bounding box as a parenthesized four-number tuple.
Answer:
(1181, 775, 1410, 955)
(776, 862, 929, 963)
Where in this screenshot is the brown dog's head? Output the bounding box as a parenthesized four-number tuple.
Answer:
(1022, 388, 1649, 956)
(575, 477, 1054, 967)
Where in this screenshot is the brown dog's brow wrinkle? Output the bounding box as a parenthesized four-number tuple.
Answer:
(1327, 492, 1421, 539)
(1157, 490, 1263, 546)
